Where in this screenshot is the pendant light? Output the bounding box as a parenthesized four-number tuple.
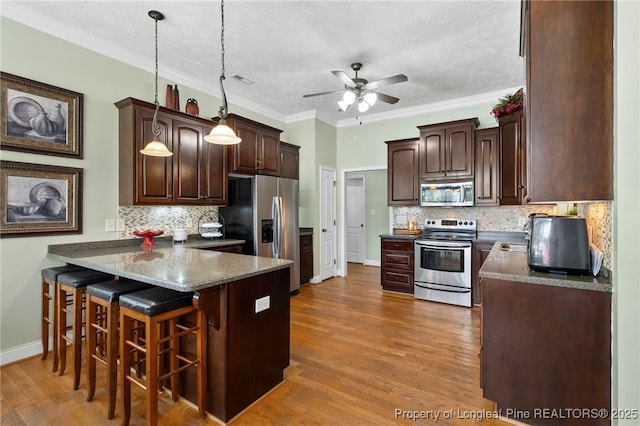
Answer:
(140, 10, 173, 157)
(205, 0, 242, 145)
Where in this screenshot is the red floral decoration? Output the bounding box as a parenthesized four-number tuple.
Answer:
(491, 90, 523, 120)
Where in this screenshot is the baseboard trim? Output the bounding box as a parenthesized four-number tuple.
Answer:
(0, 339, 42, 366)
(363, 260, 381, 267)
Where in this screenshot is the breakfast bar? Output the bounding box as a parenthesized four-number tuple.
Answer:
(48, 238, 293, 422)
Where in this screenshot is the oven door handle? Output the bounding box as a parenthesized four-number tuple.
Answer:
(415, 282, 471, 293)
(415, 240, 471, 249)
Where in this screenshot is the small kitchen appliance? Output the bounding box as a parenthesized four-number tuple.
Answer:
(528, 215, 590, 275)
(414, 218, 477, 307)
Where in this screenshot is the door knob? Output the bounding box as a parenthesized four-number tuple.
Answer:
(322, 228, 327, 232)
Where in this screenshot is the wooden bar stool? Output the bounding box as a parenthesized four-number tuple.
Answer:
(119, 287, 207, 426)
(41, 265, 86, 372)
(85, 278, 152, 419)
(56, 269, 114, 390)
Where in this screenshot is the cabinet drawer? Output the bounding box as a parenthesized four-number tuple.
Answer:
(382, 251, 413, 269)
(300, 234, 312, 247)
(381, 239, 414, 252)
(382, 269, 414, 288)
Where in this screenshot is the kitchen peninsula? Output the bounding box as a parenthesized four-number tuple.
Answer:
(479, 243, 612, 425)
(48, 238, 293, 422)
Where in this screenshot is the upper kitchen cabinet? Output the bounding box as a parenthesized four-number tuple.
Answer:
(498, 108, 527, 205)
(522, 0, 613, 201)
(116, 97, 227, 206)
(280, 141, 300, 180)
(386, 138, 420, 206)
(417, 118, 479, 181)
(474, 127, 499, 206)
(221, 114, 282, 177)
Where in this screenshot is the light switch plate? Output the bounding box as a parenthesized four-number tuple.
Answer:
(105, 219, 115, 232)
(255, 295, 270, 313)
(116, 219, 125, 231)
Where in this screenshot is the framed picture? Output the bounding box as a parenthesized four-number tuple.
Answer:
(0, 161, 83, 238)
(1, 72, 83, 158)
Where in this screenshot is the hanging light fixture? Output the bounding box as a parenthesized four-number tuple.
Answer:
(205, 0, 242, 145)
(140, 10, 173, 157)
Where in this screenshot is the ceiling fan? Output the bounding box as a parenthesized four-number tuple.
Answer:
(303, 62, 408, 113)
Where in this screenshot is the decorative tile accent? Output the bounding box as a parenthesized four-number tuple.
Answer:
(117, 206, 219, 239)
(393, 205, 555, 232)
(579, 202, 612, 269)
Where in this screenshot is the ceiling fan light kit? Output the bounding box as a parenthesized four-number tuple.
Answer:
(140, 10, 173, 157)
(305, 62, 407, 114)
(205, 0, 242, 145)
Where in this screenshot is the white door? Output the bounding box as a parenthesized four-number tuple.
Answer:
(320, 166, 336, 280)
(346, 176, 365, 264)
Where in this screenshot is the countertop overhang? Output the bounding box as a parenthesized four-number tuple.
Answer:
(47, 238, 292, 292)
(479, 241, 611, 292)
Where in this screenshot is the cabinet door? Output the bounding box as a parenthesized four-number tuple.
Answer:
(135, 107, 173, 204)
(499, 109, 525, 205)
(472, 240, 494, 305)
(446, 124, 474, 178)
(526, 0, 612, 201)
(419, 129, 446, 179)
(201, 134, 228, 205)
(280, 142, 300, 180)
(172, 119, 203, 204)
(300, 234, 313, 284)
(230, 123, 260, 174)
(386, 139, 420, 206)
(258, 132, 280, 176)
(474, 128, 499, 206)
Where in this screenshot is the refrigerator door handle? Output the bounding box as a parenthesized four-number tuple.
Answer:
(272, 196, 283, 258)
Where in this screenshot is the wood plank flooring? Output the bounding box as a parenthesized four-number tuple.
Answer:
(1, 264, 511, 425)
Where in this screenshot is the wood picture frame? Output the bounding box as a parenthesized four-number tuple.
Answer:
(1, 72, 83, 158)
(0, 161, 83, 238)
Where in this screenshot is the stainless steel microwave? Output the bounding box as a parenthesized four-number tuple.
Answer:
(420, 181, 473, 207)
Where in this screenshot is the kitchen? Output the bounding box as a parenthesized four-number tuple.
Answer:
(1, 1, 638, 425)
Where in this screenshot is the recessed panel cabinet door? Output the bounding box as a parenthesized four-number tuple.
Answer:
(136, 108, 173, 204)
(202, 139, 227, 204)
(173, 120, 201, 203)
(233, 125, 259, 174)
(386, 139, 420, 206)
(259, 133, 280, 176)
(447, 125, 474, 177)
(420, 130, 446, 179)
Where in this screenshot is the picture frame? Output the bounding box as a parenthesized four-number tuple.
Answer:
(1, 72, 83, 158)
(1, 161, 83, 238)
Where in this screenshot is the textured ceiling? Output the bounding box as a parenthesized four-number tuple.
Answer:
(2, 0, 524, 125)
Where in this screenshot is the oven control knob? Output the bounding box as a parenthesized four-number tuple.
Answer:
(469, 221, 474, 226)
(464, 221, 468, 225)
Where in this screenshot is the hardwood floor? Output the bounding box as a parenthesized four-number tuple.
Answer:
(1, 264, 510, 425)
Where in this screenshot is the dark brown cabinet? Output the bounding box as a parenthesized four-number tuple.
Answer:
(523, 0, 613, 202)
(482, 278, 611, 425)
(471, 240, 494, 305)
(116, 97, 227, 206)
(300, 232, 313, 284)
(280, 142, 300, 180)
(222, 114, 282, 177)
(385, 138, 420, 206)
(380, 238, 414, 294)
(417, 118, 478, 181)
(498, 108, 527, 205)
(474, 127, 499, 206)
(204, 244, 244, 254)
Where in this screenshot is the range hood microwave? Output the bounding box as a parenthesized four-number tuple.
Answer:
(420, 181, 473, 207)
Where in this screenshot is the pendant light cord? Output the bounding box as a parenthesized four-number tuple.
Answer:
(152, 14, 161, 137)
(218, 0, 228, 120)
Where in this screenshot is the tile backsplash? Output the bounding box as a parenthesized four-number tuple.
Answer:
(117, 206, 218, 239)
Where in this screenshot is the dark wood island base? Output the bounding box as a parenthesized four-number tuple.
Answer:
(188, 267, 290, 422)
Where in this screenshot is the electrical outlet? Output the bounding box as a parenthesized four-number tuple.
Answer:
(186, 217, 193, 228)
(105, 219, 115, 232)
(116, 219, 125, 231)
(255, 295, 270, 313)
(371, 209, 376, 216)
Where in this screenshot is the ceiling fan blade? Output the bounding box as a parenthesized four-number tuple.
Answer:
(331, 70, 356, 88)
(303, 89, 344, 98)
(375, 92, 400, 104)
(364, 74, 408, 90)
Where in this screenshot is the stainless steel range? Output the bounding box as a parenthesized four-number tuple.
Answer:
(414, 219, 476, 307)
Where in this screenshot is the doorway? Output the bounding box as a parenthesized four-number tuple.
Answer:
(320, 166, 337, 281)
(346, 176, 365, 264)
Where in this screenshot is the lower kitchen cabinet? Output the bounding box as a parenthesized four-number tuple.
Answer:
(471, 240, 494, 305)
(380, 237, 414, 294)
(481, 278, 611, 425)
(300, 232, 313, 284)
(204, 243, 244, 254)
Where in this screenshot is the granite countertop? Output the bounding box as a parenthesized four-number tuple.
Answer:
(379, 233, 420, 240)
(479, 241, 611, 292)
(475, 231, 527, 244)
(47, 237, 292, 292)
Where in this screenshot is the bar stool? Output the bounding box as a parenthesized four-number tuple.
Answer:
(85, 279, 153, 419)
(41, 265, 86, 371)
(56, 269, 114, 390)
(119, 287, 207, 426)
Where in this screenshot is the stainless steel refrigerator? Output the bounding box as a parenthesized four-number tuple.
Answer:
(219, 174, 300, 293)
